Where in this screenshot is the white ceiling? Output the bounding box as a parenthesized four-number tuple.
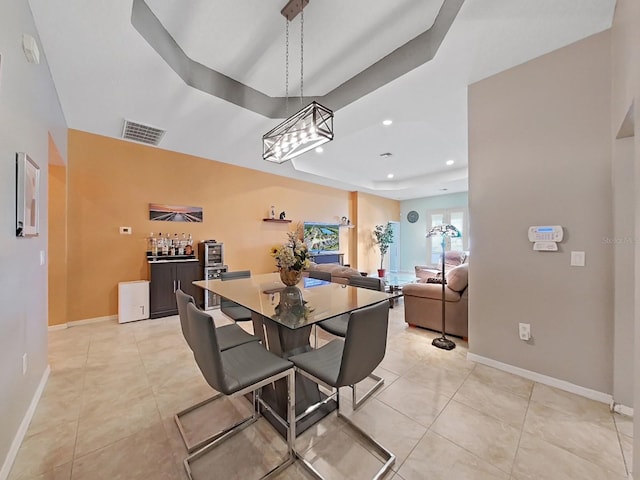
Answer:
(29, 0, 615, 200)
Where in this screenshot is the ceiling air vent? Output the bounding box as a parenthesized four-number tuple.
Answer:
(122, 119, 166, 146)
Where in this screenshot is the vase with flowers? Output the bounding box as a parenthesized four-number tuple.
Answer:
(270, 228, 311, 286)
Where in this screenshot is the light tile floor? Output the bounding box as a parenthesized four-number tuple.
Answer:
(8, 300, 634, 480)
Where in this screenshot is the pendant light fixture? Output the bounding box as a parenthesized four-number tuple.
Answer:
(263, 0, 334, 164)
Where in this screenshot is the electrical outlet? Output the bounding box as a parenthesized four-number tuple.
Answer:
(22, 353, 27, 375)
(519, 323, 531, 341)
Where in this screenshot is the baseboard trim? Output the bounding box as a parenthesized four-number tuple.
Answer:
(47, 323, 67, 331)
(612, 402, 634, 417)
(67, 315, 117, 327)
(467, 353, 613, 405)
(0, 365, 50, 480)
(47, 315, 116, 331)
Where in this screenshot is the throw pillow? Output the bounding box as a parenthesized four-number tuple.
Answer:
(445, 264, 468, 292)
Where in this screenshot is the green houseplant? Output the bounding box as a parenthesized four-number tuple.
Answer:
(373, 222, 394, 277)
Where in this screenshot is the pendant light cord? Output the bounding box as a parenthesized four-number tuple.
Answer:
(300, 8, 304, 106)
(285, 17, 289, 116)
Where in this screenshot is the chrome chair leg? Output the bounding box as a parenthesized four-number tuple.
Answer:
(183, 369, 295, 480)
(293, 370, 395, 480)
(352, 372, 384, 410)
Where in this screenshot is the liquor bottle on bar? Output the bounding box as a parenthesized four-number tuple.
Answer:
(161, 232, 169, 256)
(178, 233, 185, 256)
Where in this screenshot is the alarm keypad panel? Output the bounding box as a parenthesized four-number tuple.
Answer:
(528, 226, 563, 243)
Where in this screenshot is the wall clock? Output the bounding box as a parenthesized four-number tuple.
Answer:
(407, 211, 419, 223)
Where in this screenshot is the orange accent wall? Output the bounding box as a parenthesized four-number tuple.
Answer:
(48, 134, 68, 326)
(66, 129, 399, 321)
(356, 192, 401, 274)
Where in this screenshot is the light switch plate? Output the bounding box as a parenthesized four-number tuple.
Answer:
(39, 250, 45, 266)
(571, 251, 585, 267)
(119, 226, 132, 235)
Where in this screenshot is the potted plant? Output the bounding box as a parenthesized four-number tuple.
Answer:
(373, 222, 394, 278)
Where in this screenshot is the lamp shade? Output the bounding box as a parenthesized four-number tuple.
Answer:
(263, 101, 334, 164)
(426, 224, 461, 238)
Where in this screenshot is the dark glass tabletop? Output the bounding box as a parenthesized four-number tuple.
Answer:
(193, 272, 395, 329)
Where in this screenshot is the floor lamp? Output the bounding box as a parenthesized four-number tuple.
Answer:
(426, 224, 461, 351)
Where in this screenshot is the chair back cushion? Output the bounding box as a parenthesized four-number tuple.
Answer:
(348, 276, 385, 291)
(336, 301, 389, 387)
(309, 270, 332, 282)
(220, 270, 253, 321)
(221, 270, 251, 281)
(176, 289, 195, 350)
(186, 302, 226, 392)
(445, 264, 469, 293)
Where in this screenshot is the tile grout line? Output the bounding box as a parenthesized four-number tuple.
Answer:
(524, 383, 629, 478)
(507, 381, 535, 478)
(64, 329, 91, 479)
(387, 356, 477, 474)
(613, 417, 632, 478)
(134, 320, 186, 480)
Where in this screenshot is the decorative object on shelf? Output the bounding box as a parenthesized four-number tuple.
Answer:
(149, 203, 203, 222)
(373, 222, 394, 278)
(262, 0, 334, 164)
(16, 152, 40, 237)
(271, 226, 310, 286)
(270, 205, 276, 219)
(426, 224, 462, 351)
(407, 210, 419, 223)
(340, 216, 355, 228)
(279, 211, 286, 220)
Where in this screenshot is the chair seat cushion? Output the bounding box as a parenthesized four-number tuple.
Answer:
(221, 304, 252, 322)
(220, 341, 292, 395)
(217, 324, 259, 351)
(317, 314, 349, 337)
(289, 340, 344, 387)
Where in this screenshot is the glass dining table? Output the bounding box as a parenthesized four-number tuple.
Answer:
(193, 272, 396, 435)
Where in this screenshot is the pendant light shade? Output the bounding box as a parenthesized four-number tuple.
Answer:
(263, 101, 333, 164)
(262, 0, 334, 164)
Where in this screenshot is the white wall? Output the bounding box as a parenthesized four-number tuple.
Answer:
(612, 136, 635, 408)
(400, 192, 468, 272)
(0, 0, 67, 473)
(468, 31, 613, 394)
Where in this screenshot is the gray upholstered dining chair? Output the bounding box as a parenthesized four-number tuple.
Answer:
(220, 270, 253, 322)
(183, 302, 296, 480)
(314, 275, 387, 409)
(289, 301, 394, 479)
(174, 289, 260, 452)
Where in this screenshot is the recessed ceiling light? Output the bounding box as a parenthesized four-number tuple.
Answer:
(315, 147, 324, 153)
(446, 159, 455, 166)
(387, 173, 394, 179)
(382, 119, 393, 126)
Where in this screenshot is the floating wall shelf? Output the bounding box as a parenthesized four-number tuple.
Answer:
(263, 218, 292, 223)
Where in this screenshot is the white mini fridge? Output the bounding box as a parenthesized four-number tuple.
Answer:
(118, 280, 150, 323)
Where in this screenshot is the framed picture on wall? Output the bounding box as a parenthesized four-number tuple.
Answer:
(16, 152, 40, 237)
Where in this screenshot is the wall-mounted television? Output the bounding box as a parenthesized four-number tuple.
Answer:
(303, 222, 339, 253)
